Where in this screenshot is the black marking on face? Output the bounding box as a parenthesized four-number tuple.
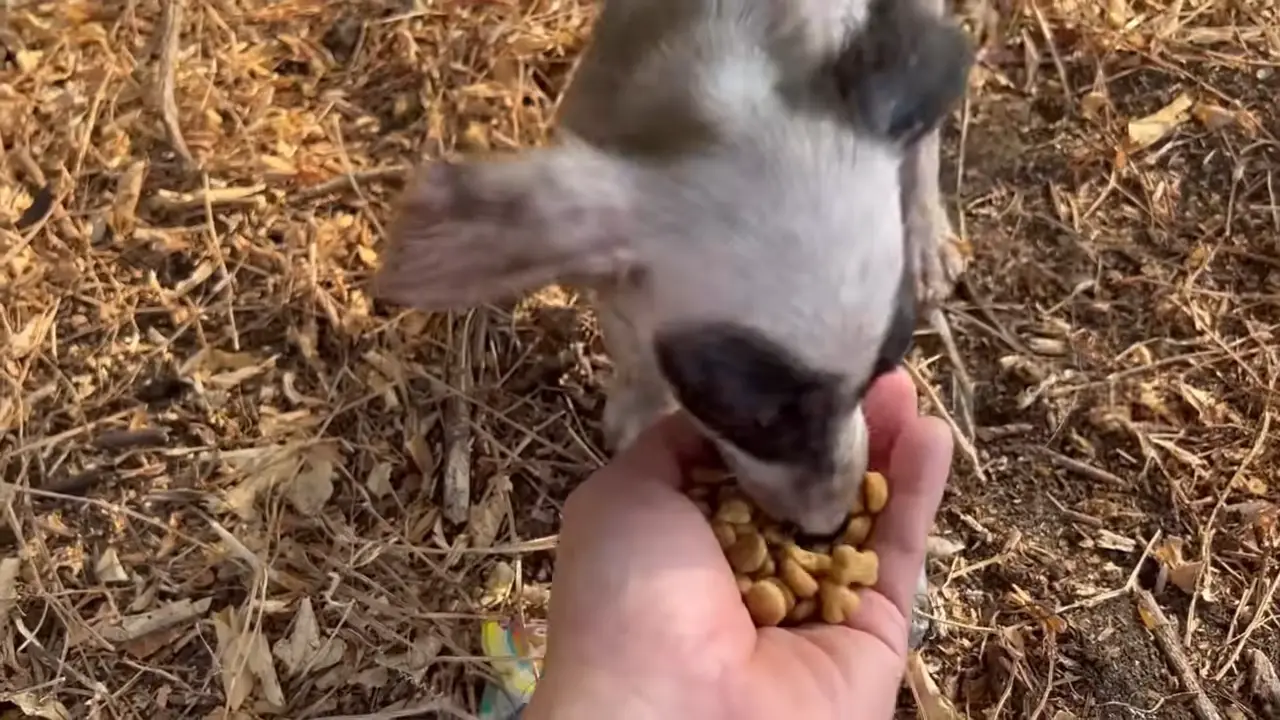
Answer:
(870, 254, 917, 381)
(826, 0, 975, 145)
(654, 322, 848, 476)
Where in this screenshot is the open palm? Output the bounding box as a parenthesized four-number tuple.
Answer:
(525, 369, 954, 720)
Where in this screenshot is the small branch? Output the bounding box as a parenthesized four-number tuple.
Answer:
(1135, 589, 1223, 720)
(1026, 445, 1129, 489)
(442, 312, 479, 525)
(905, 360, 988, 484)
(155, 0, 193, 166)
(291, 165, 410, 203)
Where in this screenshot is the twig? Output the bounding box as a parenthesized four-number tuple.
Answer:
(155, 0, 193, 165)
(927, 306, 976, 439)
(291, 165, 410, 202)
(905, 360, 988, 484)
(1025, 445, 1129, 489)
(1214, 567, 1280, 682)
(149, 184, 266, 212)
(1027, 0, 1073, 106)
(1192, 409, 1272, 645)
(1135, 589, 1223, 720)
(443, 311, 479, 525)
(1056, 530, 1161, 614)
(1246, 649, 1280, 719)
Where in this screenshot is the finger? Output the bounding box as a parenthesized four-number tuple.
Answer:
(865, 415, 953, 616)
(603, 410, 719, 490)
(861, 369, 919, 471)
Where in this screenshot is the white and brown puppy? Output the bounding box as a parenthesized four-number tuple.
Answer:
(374, 0, 973, 647)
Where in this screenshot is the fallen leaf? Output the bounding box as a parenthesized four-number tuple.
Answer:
(272, 597, 347, 676)
(366, 462, 394, 499)
(1106, 0, 1129, 27)
(288, 448, 337, 517)
(1153, 537, 1205, 595)
(94, 597, 212, 644)
(406, 426, 434, 476)
(0, 557, 20, 631)
(94, 547, 130, 584)
(213, 606, 284, 711)
(221, 444, 307, 520)
(373, 633, 443, 683)
(110, 160, 147, 237)
(1191, 102, 1238, 132)
(1096, 529, 1137, 553)
(14, 49, 43, 73)
(925, 535, 966, 559)
(0, 691, 69, 720)
(5, 310, 56, 361)
(121, 622, 188, 660)
(468, 475, 511, 549)
(904, 652, 963, 720)
(1168, 560, 1204, 595)
(258, 407, 320, 439)
(1127, 93, 1193, 150)
(349, 666, 390, 690)
(480, 562, 516, 609)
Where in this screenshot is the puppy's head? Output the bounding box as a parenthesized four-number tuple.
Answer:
(372, 0, 972, 537)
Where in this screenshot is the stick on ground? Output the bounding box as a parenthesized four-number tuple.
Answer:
(156, 0, 193, 166)
(1135, 589, 1223, 720)
(442, 312, 479, 525)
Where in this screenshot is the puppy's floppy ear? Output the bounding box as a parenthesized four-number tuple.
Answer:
(830, 0, 975, 146)
(371, 141, 640, 311)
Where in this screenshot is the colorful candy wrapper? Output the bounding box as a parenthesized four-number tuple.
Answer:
(478, 616, 547, 720)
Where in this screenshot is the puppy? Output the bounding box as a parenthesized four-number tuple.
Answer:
(373, 0, 973, 648)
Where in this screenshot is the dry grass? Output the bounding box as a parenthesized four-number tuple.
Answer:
(1, 0, 1278, 718)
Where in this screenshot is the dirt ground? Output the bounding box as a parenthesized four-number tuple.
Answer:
(2, 0, 1279, 718)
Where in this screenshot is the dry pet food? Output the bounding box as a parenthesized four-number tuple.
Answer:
(688, 468, 889, 628)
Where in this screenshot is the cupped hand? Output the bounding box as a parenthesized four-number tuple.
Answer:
(524, 369, 954, 720)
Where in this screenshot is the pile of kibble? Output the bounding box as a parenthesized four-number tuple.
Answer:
(688, 469, 888, 627)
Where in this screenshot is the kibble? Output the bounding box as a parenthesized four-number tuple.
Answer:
(691, 469, 890, 628)
(744, 580, 789, 627)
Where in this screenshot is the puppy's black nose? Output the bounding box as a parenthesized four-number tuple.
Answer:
(792, 510, 854, 546)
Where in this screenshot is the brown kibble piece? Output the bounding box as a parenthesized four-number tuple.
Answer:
(789, 597, 817, 623)
(745, 580, 788, 627)
(763, 577, 796, 615)
(715, 498, 753, 524)
(735, 575, 754, 594)
(784, 543, 833, 574)
(778, 557, 819, 599)
(711, 521, 737, 549)
(863, 471, 888, 514)
(727, 530, 768, 574)
(819, 581, 862, 624)
(830, 544, 879, 587)
(843, 515, 873, 546)
(754, 554, 776, 579)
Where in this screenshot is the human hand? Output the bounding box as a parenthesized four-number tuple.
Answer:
(523, 369, 954, 720)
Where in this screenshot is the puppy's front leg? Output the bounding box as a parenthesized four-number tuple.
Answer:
(903, 123, 968, 312)
(594, 295, 676, 454)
